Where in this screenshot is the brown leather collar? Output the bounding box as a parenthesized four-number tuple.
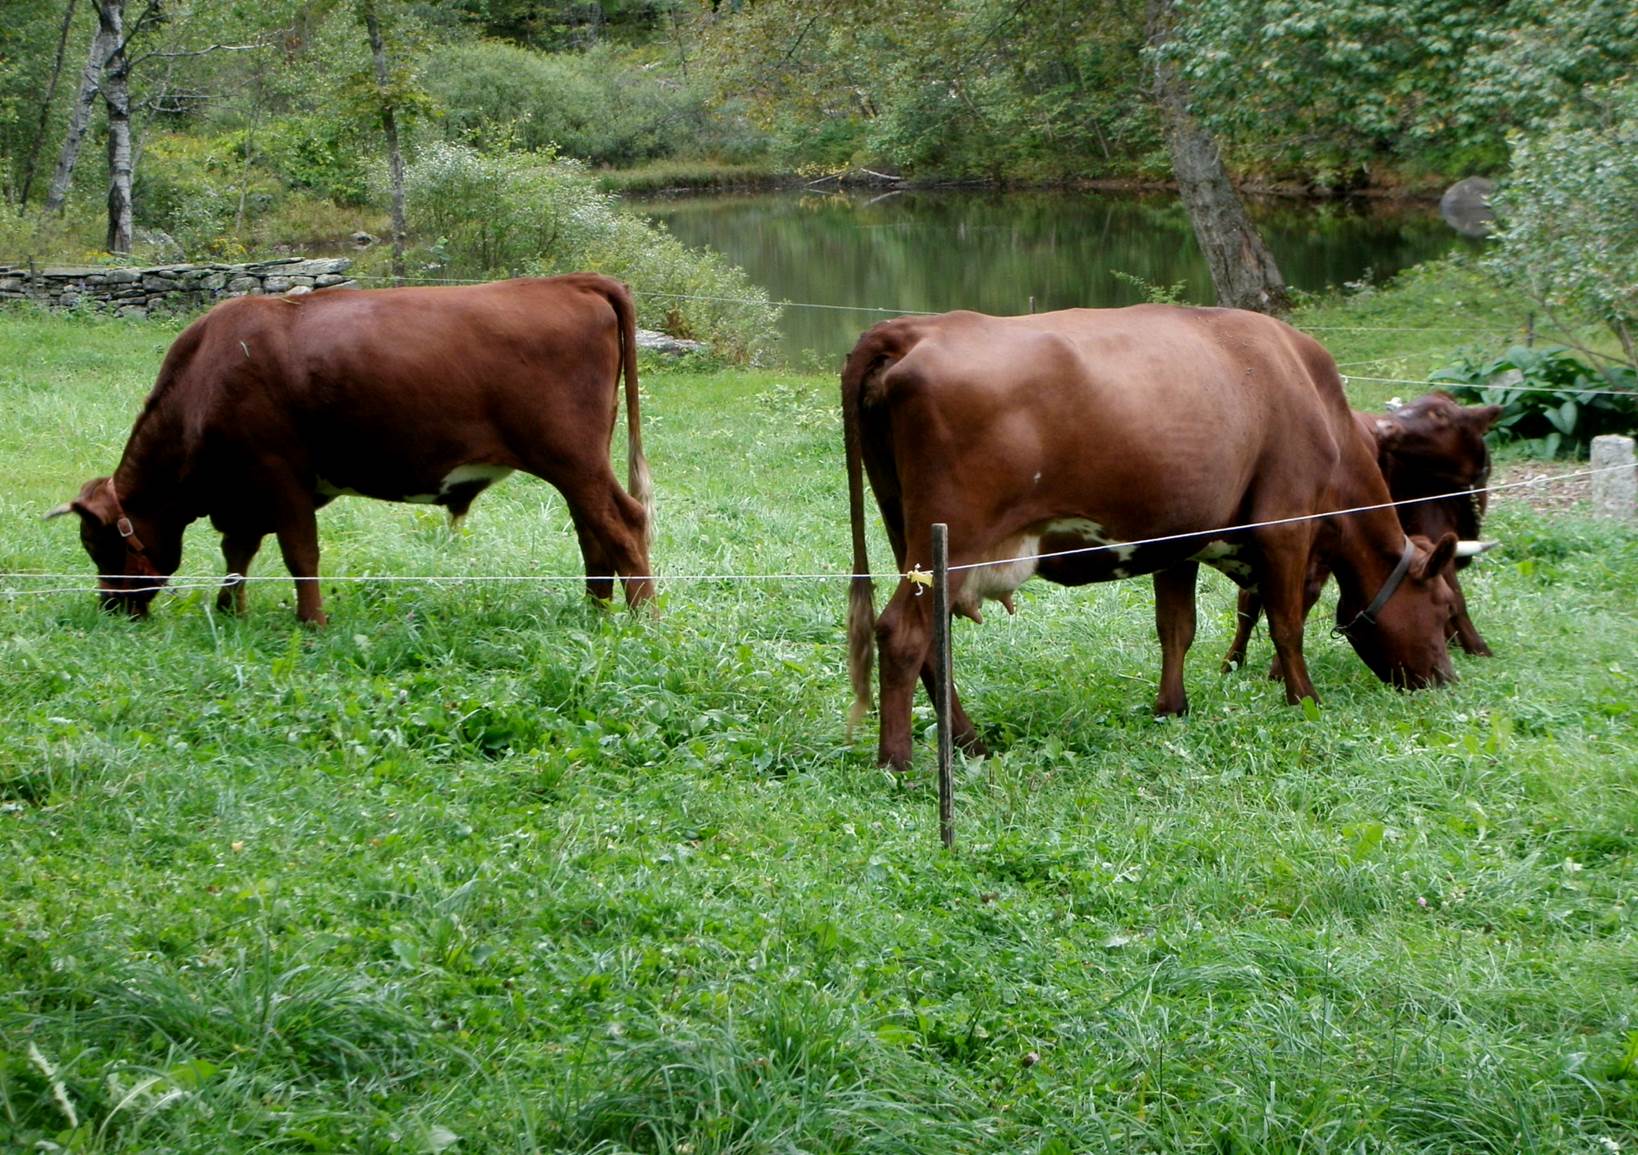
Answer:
(104, 478, 147, 554)
(1333, 536, 1417, 639)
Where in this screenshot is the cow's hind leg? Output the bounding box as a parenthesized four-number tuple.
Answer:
(1154, 562, 1199, 716)
(875, 582, 933, 773)
(273, 502, 326, 625)
(217, 531, 265, 614)
(559, 474, 654, 608)
(1221, 587, 1263, 673)
(919, 662, 986, 756)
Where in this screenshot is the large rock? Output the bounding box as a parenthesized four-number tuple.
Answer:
(635, 328, 707, 357)
(1440, 177, 1496, 238)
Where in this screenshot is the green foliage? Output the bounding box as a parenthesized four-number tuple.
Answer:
(423, 40, 756, 167)
(1431, 344, 1638, 458)
(1485, 82, 1638, 366)
(404, 142, 778, 360)
(697, 0, 1160, 181)
(1109, 268, 1190, 304)
(133, 132, 261, 259)
(1172, 0, 1638, 186)
(258, 116, 374, 207)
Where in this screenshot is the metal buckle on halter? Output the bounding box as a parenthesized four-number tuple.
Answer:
(117, 517, 136, 539)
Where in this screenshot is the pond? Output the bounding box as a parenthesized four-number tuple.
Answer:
(632, 187, 1476, 362)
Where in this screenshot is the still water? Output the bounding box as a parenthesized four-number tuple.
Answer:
(633, 187, 1473, 362)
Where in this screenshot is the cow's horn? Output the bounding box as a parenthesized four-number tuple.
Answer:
(1454, 539, 1500, 558)
(42, 502, 75, 520)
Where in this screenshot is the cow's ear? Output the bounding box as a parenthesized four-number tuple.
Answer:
(42, 501, 77, 521)
(1415, 532, 1459, 580)
(1466, 404, 1504, 433)
(69, 477, 116, 524)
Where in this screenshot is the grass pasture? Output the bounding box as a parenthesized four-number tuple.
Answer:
(2, 289, 1636, 1153)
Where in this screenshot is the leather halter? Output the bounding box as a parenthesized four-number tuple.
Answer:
(1333, 536, 1417, 639)
(104, 478, 148, 554)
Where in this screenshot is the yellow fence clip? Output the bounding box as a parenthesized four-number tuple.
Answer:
(906, 565, 933, 595)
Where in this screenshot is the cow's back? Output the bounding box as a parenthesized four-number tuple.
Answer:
(860, 305, 1348, 541)
(141, 278, 626, 498)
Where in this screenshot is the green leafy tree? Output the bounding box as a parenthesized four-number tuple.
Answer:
(1486, 82, 1638, 367)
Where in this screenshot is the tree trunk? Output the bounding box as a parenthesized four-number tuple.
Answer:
(102, 0, 133, 253)
(362, 0, 407, 282)
(20, 0, 80, 205)
(44, 0, 118, 213)
(1147, 0, 1289, 315)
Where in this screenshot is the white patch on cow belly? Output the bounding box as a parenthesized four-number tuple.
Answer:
(315, 477, 365, 499)
(1190, 541, 1253, 580)
(1040, 517, 1138, 561)
(441, 463, 514, 493)
(316, 463, 513, 505)
(955, 534, 1040, 615)
(407, 464, 515, 504)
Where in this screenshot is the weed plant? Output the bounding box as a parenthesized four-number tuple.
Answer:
(1, 293, 1634, 1152)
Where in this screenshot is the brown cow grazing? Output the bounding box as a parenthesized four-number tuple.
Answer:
(843, 305, 1461, 772)
(48, 274, 654, 624)
(1222, 392, 1502, 672)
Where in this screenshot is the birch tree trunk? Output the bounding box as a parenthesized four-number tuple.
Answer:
(362, 0, 407, 281)
(20, 0, 80, 205)
(101, 0, 134, 252)
(44, 0, 118, 213)
(1147, 0, 1289, 315)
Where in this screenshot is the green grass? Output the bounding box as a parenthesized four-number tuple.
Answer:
(2, 275, 1635, 1153)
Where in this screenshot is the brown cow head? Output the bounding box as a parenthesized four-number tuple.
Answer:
(45, 477, 178, 617)
(1336, 532, 1461, 688)
(1375, 393, 1503, 496)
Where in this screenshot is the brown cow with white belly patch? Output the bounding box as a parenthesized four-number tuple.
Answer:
(843, 305, 1460, 772)
(1222, 392, 1502, 672)
(49, 274, 654, 623)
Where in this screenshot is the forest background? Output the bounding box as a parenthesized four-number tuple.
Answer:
(1, 0, 1635, 366)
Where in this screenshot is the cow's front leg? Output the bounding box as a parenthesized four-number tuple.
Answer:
(217, 531, 264, 614)
(1256, 540, 1319, 707)
(1448, 571, 1492, 656)
(875, 582, 933, 773)
(1153, 562, 1199, 716)
(273, 506, 326, 625)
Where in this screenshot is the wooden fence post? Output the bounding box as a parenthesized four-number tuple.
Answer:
(931, 522, 955, 849)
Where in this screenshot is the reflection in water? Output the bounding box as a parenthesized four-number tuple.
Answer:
(632, 188, 1476, 363)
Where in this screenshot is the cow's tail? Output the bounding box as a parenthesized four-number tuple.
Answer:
(608, 279, 654, 546)
(842, 336, 881, 740)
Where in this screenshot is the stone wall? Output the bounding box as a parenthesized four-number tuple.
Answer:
(0, 257, 355, 319)
(0, 257, 709, 353)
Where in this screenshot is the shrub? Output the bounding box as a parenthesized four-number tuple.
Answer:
(133, 132, 251, 259)
(1485, 82, 1638, 367)
(1430, 344, 1638, 458)
(422, 41, 751, 167)
(403, 142, 778, 362)
(258, 116, 373, 207)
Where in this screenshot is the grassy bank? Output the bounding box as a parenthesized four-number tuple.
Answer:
(1, 275, 1634, 1152)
